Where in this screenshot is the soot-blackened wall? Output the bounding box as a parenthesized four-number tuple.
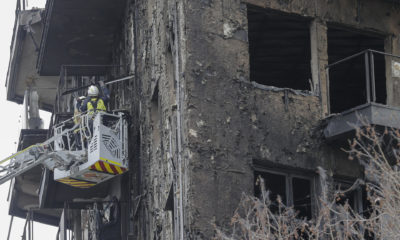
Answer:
(111, 0, 400, 239)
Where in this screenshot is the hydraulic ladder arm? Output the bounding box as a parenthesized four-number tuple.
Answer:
(0, 124, 80, 186)
(0, 111, 129, 188)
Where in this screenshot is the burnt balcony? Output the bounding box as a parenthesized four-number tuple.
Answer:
(324, 50, 400, 141)
(38, 0, 125, 76)
(8, 129, 62, 226)
(6, 8, 58, 112)
(54, 65, 122, 114)
(38, 65, 124, 210)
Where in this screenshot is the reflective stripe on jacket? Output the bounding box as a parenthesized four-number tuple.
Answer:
(87, 98, 107, 112)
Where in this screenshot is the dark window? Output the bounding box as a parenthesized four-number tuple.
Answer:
(328, 27, 386, 113)
(335, 181, 373, 239)
(335, 183, 361, 213)
(247, 6, 312, 90)
(292, 177, 312, 219)
(255, 170, 313, 219)
(255, 171, 287, 214)
(335, 181, 372, 216)
(361, 187, 373, 218)
(336, 189, 357, 209)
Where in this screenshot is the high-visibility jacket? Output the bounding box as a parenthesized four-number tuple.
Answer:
(79, 85, 110, 113)
(87, 97, 107, 113)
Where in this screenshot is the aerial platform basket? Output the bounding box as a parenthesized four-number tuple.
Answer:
(54, 112, 129, 188)
(0, 111, 129, 188)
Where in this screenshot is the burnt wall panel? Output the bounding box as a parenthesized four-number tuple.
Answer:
(182, 0, 400, 238)
(111, 0, 400, 239)
(111, 0, 178, 239)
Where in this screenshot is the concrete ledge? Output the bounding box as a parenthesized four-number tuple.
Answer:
(324, 102, 400, 141)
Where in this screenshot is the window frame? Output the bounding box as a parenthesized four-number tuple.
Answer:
(254, 167, 316, 219)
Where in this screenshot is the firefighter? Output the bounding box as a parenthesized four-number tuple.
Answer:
(79, 81, 110, 113)
(74, 96, 86, 123)
(76, 81, 110, 144)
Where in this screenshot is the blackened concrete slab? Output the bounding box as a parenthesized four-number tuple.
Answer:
(324, 103, 400, 141)
(6, 9, 57, 111)
(38, 0, 125, 76)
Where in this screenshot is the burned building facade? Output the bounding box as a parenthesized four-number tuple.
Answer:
(4, 0, 400, 239)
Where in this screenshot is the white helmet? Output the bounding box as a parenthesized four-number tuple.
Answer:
(88, 85, 99, 96)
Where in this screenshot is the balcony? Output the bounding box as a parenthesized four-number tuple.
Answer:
(37, 0, 125, 76)
(324, 50, 400, 141)
(6, 9, 58, 111)
(38, 65, 123, 209)
(54, 65, 122, 114)
(8, 129, 62, 226)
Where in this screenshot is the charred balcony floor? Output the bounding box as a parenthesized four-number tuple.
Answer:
(38, 0, 125, 75)
(324, 102, 400, 142)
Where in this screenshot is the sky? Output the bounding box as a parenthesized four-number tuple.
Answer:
(0, 0, 58, 239)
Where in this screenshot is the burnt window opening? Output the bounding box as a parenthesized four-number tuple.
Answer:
(292, 177, 312, 219)
(247, 6, 312, 91)
(328, 27, 386, 114)
(254, 171, 287, 214)
(335, 182, 363, 214)
(254, 170, 313, 220)
(335, 181, 374, 239)
(361, 187, 373, 219)
(335, 181, 372, 218)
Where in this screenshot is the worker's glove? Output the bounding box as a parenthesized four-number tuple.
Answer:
(99, 80, 105, 87)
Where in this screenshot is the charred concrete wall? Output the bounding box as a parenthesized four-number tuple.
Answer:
(110, 0, 400, 239)
(184, 0, 400, 239)
(111, 0, 183, 239)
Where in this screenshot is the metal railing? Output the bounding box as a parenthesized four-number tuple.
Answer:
(52, 111, 126, 154)
(55, 65, 123, 114)
(326, 49, 400, 114)
(56, 199, 120, 240)
(16, 0, 26, 11)
(56, 204, 72, 240)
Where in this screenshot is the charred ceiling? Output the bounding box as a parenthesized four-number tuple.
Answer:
(37, 0, 125, 76)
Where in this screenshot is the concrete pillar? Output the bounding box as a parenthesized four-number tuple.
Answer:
(22, 89, 43, 129)
(310, 19, 329, 116)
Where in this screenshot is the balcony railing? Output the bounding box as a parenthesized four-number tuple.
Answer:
(56, 199, 121, 240)
(324, 50, 400, 141)
(55, 65, 123, 114)
(326, 49, 400, 114)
